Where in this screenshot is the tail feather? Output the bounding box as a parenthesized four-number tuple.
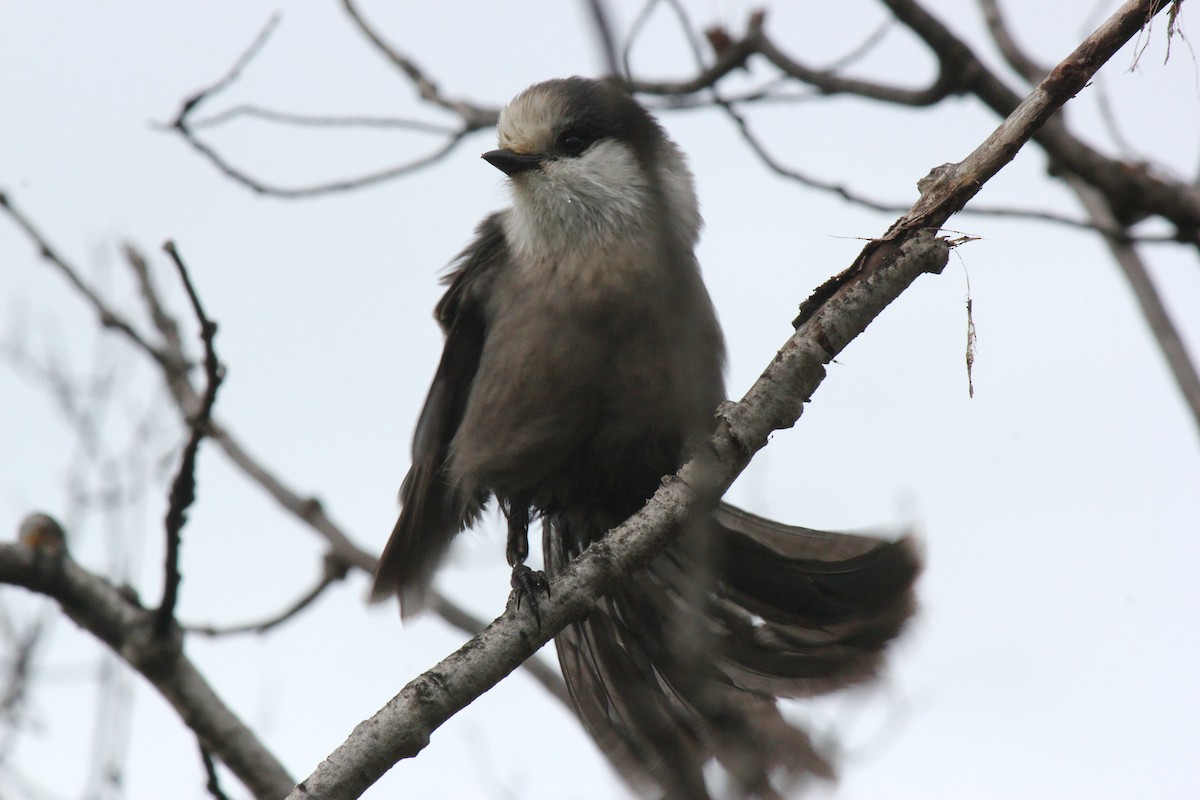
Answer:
(546, 502, 921, 796)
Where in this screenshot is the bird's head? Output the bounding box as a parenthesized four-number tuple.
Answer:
(483, 77, 701, 257)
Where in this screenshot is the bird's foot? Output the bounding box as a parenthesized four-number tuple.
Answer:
(510, 563, 550, 626)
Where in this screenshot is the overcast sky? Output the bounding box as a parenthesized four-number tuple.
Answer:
(2, 2, 1199, 799)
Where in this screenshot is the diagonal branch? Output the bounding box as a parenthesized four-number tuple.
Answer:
(885, 0, 1180, 241)
(0, 193, 185, 376)
(1066, 174, 1200, 438)
(878, 0, 1200, 243)
(288, 226, 950, 800)
(1, 521, 294, 800)
(287, 4, 1175, 797)
(185, 552, 349, 638)
(339, 0, 497, 129)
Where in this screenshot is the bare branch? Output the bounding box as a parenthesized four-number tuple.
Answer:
(628, 11, 764, 95)
(823, 16, 898, 73)
(0, 610, 45, 763)
(173, 114, 477, 198)
(885, 0, 1182, 241)
(426, 592, 571, 708)
(754, 26, 965, 106)
(174, 14, 281, 122)
(717, 100, 908, 211)
(165, 12, 488, 198)
(0, 193, 184, 376)
(713, 99, 1176, 240)
(187, 105, 461, 136)
(124, 244, 185, 371)
(623, 0, 704, 83)
(154, 243, 225, 637)
(339, 0, 497, 129)
(629, 8, 957, 104)
(878, 0, 1200, 243)
(1, 521, 294, 800)
(186, 552, 350, 638)
(1066, 174, 1200, 438)
(978, 0, 1051, 83)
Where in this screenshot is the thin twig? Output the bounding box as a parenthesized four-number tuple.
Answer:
(124, 244, 185, 369)
(174, 14, 281, 122)
(717, 100, 907, 211)
(751, 25, 965, 106)
(186, 553, 350, 638)
(200, 743, 233, 800)
(339, 0, 496, 129)
(167, 12, 489, 198)
(0, 193, 183, 375)
(823, 16, 897, 72)
(154, 242, 224, 637)
(174, 124, 476, 198)
(645, 79, 818, 109)
(188, 105, 462, 136)
(703, 99, 1184, 240)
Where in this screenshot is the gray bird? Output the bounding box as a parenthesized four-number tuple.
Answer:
(372, 77, 920, 798)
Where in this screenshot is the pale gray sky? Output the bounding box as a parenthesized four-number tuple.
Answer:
(2, 2, 1198, 799)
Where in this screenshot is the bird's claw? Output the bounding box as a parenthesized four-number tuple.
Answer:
(510, 564, 550, 626)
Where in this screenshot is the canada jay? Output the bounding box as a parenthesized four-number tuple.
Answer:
(372, 77, 920, 798)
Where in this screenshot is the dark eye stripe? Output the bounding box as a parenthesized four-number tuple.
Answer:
(556, 114, 610, 156)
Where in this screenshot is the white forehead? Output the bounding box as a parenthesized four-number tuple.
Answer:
(496, 83, 569, 154)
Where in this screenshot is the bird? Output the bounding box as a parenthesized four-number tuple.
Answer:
(371, 76, 921, 798)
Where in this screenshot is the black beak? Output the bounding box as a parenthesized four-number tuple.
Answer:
(482, 148, 543, 176)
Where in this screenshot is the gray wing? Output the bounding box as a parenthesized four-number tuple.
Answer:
(370, 213, 508, 614)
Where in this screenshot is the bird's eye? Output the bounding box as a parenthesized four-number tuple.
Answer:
(559, 133, 587, 156)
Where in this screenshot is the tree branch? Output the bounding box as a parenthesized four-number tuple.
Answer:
(286, 3, 1173, 796)
(0, 218, 571, 704)
(339, 0, 497, 129)
(185, 552, 349, 638)
(878, 0, 1200, 242)
(977, 0, 1051, 83)
(0, 193, 185, 376)
(290, 235, 948, 800)
(166, 12, 488, 198)
(886, 0, 1179, 240)
(154, 242, 224, 636)
(1, 523, 294, 800)
(1066, 174, 1200, 438)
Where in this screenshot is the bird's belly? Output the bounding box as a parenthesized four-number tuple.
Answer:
(452, 300, 702, 511)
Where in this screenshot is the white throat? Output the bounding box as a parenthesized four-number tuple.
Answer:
(505, 139, 701, 263)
